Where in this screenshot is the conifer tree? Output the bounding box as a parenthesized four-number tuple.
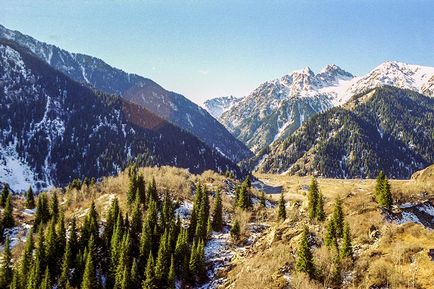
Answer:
(142, 252, 157, 289)
(104, 198, 120, 247)
(340, 222, 353, 259)
(0, 184, 9, 207)
(376, 173, 393, 209)
(34, 193, 50, 227)
(0, 237, 12, 288)
(277, 191, 286, 221)
(26, 186, 35, 209)
(40, 266, 51, 289)
(127, 171, 138, 206)
(81, 251, 97, 289)
(27, 251, 42, 289)
(57, 212, 67, 263)
(50, 192, 59, 220)
(9, 270, 19, 289)
(45, 219, 58, 276)
(59, 240, 72, 289)
(155, 230, 169, 286)
(195, 239, 206, 282)
(230, 220, 240, 241)
(3, 194, 14, 228)
(20, 229, 34, 287)
(315, 191, 325, 221)
(139, 219, 152, 269)
(130, 197, 143, 252)
(325, 218, 338, 249)
(375, 170, 386, 199)
(188, 241, 198, 280)
(308, 177, 319, 220)
(212, 191, 223, 231)
(332, 198, 344, 238)
(296, 226, 315, 279)
(237, 179, 251, 210)
(137, 174, 146, 205)
(260, 191, 266, 207)
(167, 255, 176, 289)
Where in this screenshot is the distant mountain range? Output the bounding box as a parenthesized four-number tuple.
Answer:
(257, 86, 434, 178)
(213, 62, 434, 154)
(0, 39, 243, 191)
(203, 95, 242, 119)
(0, 24, 253, 163)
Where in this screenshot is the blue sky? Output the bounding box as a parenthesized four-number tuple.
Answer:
(1, 0, 433, 103)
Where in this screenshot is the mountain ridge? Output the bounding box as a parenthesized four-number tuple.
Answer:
(0, 24, 253, 163)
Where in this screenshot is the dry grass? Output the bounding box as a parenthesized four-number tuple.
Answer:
(224, 173, 434, 289)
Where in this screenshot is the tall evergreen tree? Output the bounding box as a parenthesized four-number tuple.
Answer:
(0, 184, 9, 207)
(340, 222, 353, 259)
(308, 177, 319, 220)
(211, 191, 223, 231)
(25, 186, 35, 209)
(375, 172, 393, 209)
(325, 218, 338, 250)
(0, 237, 12, 288)
(20, 229, 34, 287)
(155, 230, 169, 286)
(3, 194, 14, 228)
(142, 252, 157, 289)
(332, 198, 344, 238)
(34, 193, 50, 227)
(296, 226, 315, 279)
(315, 191, 325, 221)
(237, 179, 251, 210)
(167, 255, 176, 289)
(40, 267, 51, 289)
(81, 251, 97, 289)
(277, 192, 286, 221)
(50, 192, 59, 221)
(260, 191, 266, 208)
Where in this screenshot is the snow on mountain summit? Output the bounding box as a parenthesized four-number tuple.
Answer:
(220, 61, 434, 153)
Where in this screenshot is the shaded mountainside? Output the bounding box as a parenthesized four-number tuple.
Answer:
(258, 86, 434, 178)
(0, 24, 253, 163)
(0, 40, 243, 191)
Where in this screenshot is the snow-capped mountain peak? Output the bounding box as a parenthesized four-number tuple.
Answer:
(203, 96, 242, 119)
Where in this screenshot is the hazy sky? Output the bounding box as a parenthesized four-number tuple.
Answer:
(1, 0, 434, 104)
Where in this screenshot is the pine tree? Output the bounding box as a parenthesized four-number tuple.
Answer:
(25, 186, 35, 209)
(34, 193, 50, 227)
(9, 270, 19, 289)
(130, 258, 139, 289)
(211, 191, 223, 232)
(296, 226, 315, 279)
(81, 251, 97, 289)
(0, 237, 12, 288)
(167, 255, 176, 289)
(375, 170, 386, 200)
(230, 220, 240, 241)
(332, 198, 344, 238)
(20, 229, 34, 287)
(0, 184, 9, 207)
(40, 266, 51, 289)
(45, 219, 58, 277)
(155, 230, 169, 286)
(237, 180, 251, 210)
(26, 251, 42, 289)
(277, 191, 286, 221)
(130, 197, 143, 252)
(376, 174, 393, 209)
(127, 172, 138, 206)
(188, 241, 198, 281)
(195, 239, 206, 282)
(260, 191, 266, 208)
(315, 191, 325, 221)
(340, 222, 353, 259)
(325, 218, 338, 249)
(142, 252, 157, 289)
(3, 194, 14, 228)
(308, 177, 319, 220)
(59, 240, 72, 289)
(50, 192, 59, 221)
(104, 197, 120, 247)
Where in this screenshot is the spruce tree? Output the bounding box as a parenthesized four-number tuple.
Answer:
(308, 177, 319, 220)
(377, 176, 393, 209)
(81, 251, 97, 289)
(20, 229, 34, 287)
(188, 241, 198, 281)
(277, 191, 286, 221)
(0, 237, 12, 288)
(34, 193, 50, 227)
(130, 258, 139, 289)
(25, 186, 35, 209)
(315, 191, 325, 221)
(325, 218, 338, 249)
(332, 198, 344, 238)
(195, 239, 206, 282)
(0, 184, 9, 207)
(50, 192, 59, 221)
(3, 194, 14, 228)
(375, 170, 386, 199)
(296, 226, 315, 279)
(142, 252, 157, 289)
(59, 240, 72, 289)
(211, 190, 223, 232)
(340, 222, 353, 259)
(155, 230, 169, 286)
(260, 191, 266, 208)
(167, 255, 176, 289)
(40, 266, 51, 289)
(237, 180, 251, 210)
(230, 220, 240, 241)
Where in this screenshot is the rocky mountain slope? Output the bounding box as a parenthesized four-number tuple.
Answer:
(0, 24, 252, 163)
(203, 95, 242, 119)
(0, 40, 242, 191)
(220, 62, 434, 153)
(257, 86, 434, 178)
